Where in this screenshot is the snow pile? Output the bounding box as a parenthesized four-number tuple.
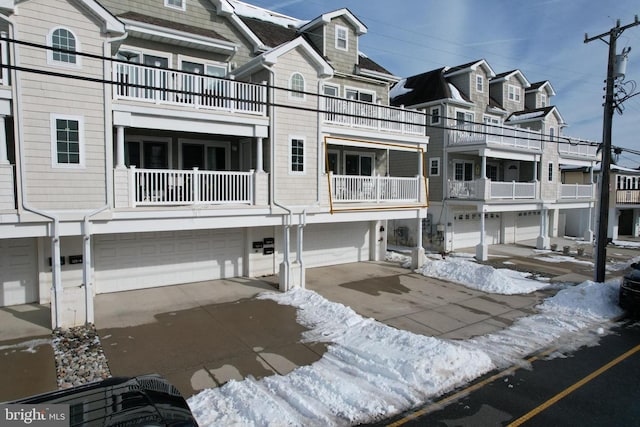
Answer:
(417, 256, 549, 294)
(608, 255, 640, 272)
(612, 240, 640, 248)
(385, 251, 411, 268)
(464, 279, 623, 367)
(229, 0, 305, 27)
(535, 254, 594, 266)
(188, 289, 493, 426)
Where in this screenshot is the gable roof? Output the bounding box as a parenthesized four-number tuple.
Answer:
(298, 8, 367, 35)
(232, 36, 333, 79)
(239, 15, 298, 48)
(390, 67, 451, 107)
(527, 80, 556, 96)
(490, 69, 531, 88)
(505, 105, 565, 125)
(444, 59, 496, 78)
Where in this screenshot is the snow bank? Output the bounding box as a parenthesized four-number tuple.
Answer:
(417, 256, 549, 294)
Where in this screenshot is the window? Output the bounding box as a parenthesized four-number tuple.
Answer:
(476, 75, 484, 92)
(548, 162, 554, 182)
(455, 111, 474, 131)
(327, 150, 339, 174)
(345, 88, 374, 103)
(51, 115, 83, 168)
(290, 73, 305, 99)
(508, 84, 521, 102)
(540, 93, 547, 107)
(125, 140, 170, 169)
(323, 85, 339, 97)
(429, 158, 440, 176)
(165, 0, 185, 10)
(548, 127, 555, 142)
(345, 153, 373, 176)
(430, 107, 441, 125)
(454, 161, 473, 181)
(48, 28, 79, 66)
(335, 25, 348, 51)
(290, 138, 304, 173)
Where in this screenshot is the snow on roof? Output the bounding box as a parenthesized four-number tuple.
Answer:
(448, 83, 466, 102)
(508, 110, 546, 122)
(229, 0, 306, 28)
(389, 78, 413, 99)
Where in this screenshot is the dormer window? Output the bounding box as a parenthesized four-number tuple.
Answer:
(541, 93, 547, 107)
(476, 75, 484, 92)
(508, 84, 521, 102)
(335, 25, 348, 51)
(165, 0, 185, 11)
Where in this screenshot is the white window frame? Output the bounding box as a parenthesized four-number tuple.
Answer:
(165, 0, 185, 11)
(289, 72, 305, 100)
(455, 110, 474, 130)
(430, 106, 441, 125)
(47, 27, 81, 68)
(344, 151, 375, 176)
(323, 84, 339, 97)
(508, 84, 521, 102)
(178, 55, 227, 77)
(547, 161, 554, 182)
(51, 114, 84, 169)
(476, 75, 484, 92)
(429, 157, 440, 177)
(540, 93, 547, 107)
(327, 149, 340, 174)
(453, 160, 474, 181)
(335, 25, 348, 51)
(125, 136, 172, 169)
(289, 136, 305, 175)
(345, 86, 375, 103)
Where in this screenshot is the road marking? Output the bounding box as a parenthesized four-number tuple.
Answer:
(508, 343, 640, 426)
(387, 349, 555, 426)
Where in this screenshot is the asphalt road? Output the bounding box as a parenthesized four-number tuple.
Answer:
(378, 318, 640, 426)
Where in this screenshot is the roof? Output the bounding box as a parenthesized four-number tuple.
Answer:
(490, 69, 531, 87)
(298, 8, 367, 35)
(239, 16, 298, 47)
(390, 67, 451, 107)
(358, 54, 393, 76)
(527, 80, 557, 96)
(118, 11, 231, 42)
(506, 106, 565, 124)
(444, 59, 496, 78)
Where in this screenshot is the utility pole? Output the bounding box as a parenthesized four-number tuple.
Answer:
(585, 16, 639, 283)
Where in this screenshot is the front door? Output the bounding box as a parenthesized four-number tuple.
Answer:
(345, 153, 373, 176)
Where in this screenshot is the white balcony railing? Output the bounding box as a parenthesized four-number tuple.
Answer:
(130, 167, 254, 207)
(559, 183, 594, 199)
(331, 174, 421, 203)
(617, 190, 640, 204)
(448, 179, 538, 200)
(490, 181, 537, 199)
(449, 124, 542, 151)
(558, 138, 599, 159)
(113, 63, 266, 115)
(448, 180, 484, 199)
(321, 98, 425, 136)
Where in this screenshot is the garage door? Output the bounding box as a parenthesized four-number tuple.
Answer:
(303, 222, 370, 268)
(94, 229, 243, 293)
(451, 212, 500, 250)
(515, 211, 540, 241)
(0, 238, 38, 306)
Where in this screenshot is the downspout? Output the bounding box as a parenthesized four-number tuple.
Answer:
(77, 32, 131, 325)
(1, 15, 63, 328)
(266, 67, 293, 290)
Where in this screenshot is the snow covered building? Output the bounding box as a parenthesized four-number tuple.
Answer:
(390, 60, 598, 259)
(0, 0, 428, 328)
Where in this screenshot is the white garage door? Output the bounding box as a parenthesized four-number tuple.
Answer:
(94, 229, 243, 293)
(515, 211, 540, 241)
(303, 222, 370, 268)
(0, 238, 38, 306)
(451, 213, 500, 250)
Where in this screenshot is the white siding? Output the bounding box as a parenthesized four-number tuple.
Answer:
(451, 213, 500, 250)
(0, 238, 38, 306)
(303, 222, 370, 267)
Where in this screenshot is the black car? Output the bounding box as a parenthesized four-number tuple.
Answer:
(619, 263, 640, 314)
(10, 374, 199, 427)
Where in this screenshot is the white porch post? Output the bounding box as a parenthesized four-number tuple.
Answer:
(537, 207, 550, 249)
(255, 137, 264, 173)
(279, 222, 291, 291)
(0, 115, 8, 165)
(481, 155, 487, 178)
(411, 216, 425, 269)
(475, 208, 489, 261)
(83, 228, 94, 325)
(116, 125, 126, 169)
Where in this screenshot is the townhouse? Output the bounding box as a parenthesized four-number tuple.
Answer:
(390, 59, 599, 259)
(0, 0, 428, 328)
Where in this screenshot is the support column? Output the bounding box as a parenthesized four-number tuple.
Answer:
(115, 125, 126, 169)
(481, 155, 487, 178)
(536, 208, 550, 249)
(255, 137, 264, 173)
(0, 115, 8, 165)
(83, 227, 94, 325)
(476, 208, 489, 261)
(411, 217, 425, 269)
(278, 223, 291, 291)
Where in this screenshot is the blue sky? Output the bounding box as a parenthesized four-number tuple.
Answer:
(244, 0, 640, 167)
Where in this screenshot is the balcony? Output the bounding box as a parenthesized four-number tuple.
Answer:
(114, 167, 269, 209)
(557, 137, 599, 160)
(321, 98, 426, 136)
(448, 179, 538, 200)
(113, 63, 266, 116)
(617, 190, 640, 205)
(330, 174, 423, 204)
(448, 124, 542, 151)
(559, 183, 595, 200)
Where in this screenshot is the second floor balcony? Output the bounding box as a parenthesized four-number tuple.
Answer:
(321, 97, 426, 136)
(448, 179, 538, 201)
(448, 123, 542, 152)
(331, 174, 423, 204)
(113, 62, 266, 116)
(557, 137, 599, 161)
(558, 183, 595, 200)
(617, 189, 640, 205)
